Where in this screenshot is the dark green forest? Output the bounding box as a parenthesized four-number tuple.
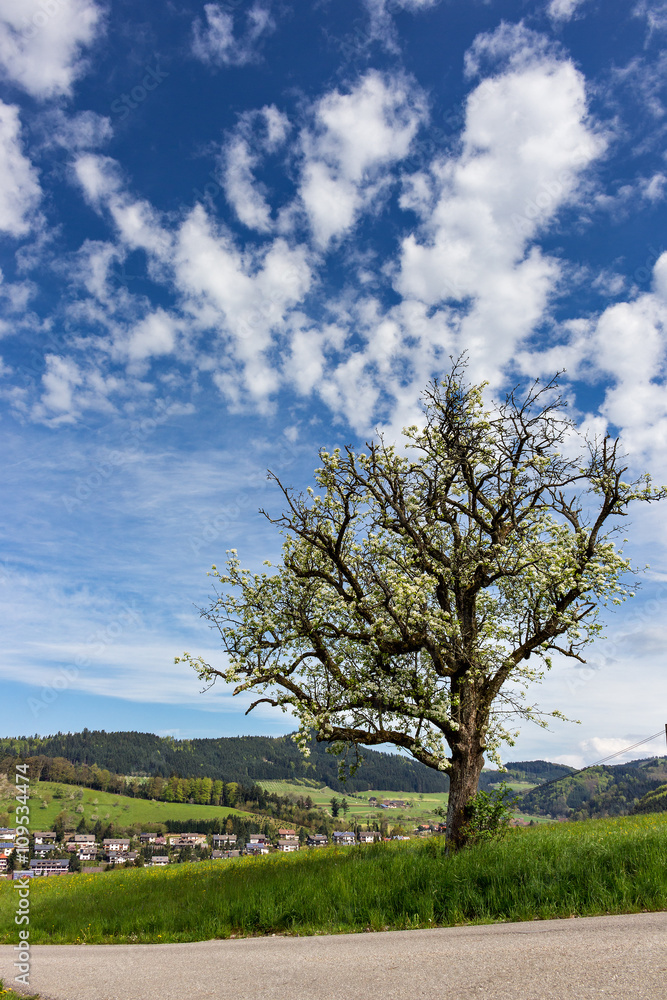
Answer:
(0, 729, 450, 793)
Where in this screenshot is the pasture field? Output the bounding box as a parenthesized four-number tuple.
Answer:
(259, 780, 449, 825)
(0, 781, 246, 831)
(258, 779, 537, 825)
(1, 812, 665, 944)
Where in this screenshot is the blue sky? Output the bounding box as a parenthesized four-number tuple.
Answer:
(1, 0, 667, 768)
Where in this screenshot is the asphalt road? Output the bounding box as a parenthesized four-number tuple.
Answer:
(1, 911, 666, 1000)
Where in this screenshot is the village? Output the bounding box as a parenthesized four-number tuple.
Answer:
(0, 820, 447, 879)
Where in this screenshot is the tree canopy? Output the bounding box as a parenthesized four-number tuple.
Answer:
(180, 363, 664, 845)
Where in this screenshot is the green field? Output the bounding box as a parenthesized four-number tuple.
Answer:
(2, 812, 665, 944)
(258, 779, 537, 826)
(259, 780, 449, 826)
(0, 781, 246, 831)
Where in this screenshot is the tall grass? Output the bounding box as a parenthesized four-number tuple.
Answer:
(1, 813, 665, 944)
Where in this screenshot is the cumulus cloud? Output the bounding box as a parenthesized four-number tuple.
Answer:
(219, 107, 290, 232)
(392, 28, 604, 376)
(192, 2, 275, 68)
(547, 0, 588, 21)
(363, 0, 441, 54)
(298, 70, 427, 247)
(0, 0, 104, 100)
(31, 353, 121, 425)
(0, 101, 41, 236)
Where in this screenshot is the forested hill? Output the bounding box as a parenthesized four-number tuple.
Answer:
(517, 756, 667, 820)
(0, 730, 450, 793)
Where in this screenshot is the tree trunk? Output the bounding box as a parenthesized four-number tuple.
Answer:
(445, 739, 486, 849)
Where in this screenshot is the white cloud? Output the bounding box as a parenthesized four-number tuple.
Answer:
(220, 106, 290, 232)
(392, 32, 604, 379)
(521, 252, 667, 471)
(32, 353, 120, 425)
(362, 0, 440, 54)
(633, 0, 667, 34)
(74, 153, 172, 260)
(0, 0, 104, 100)
(40, 109, 112, 150)
(192, 2, 275, 68)
(298, 70, 426, 247)
(641, 172, 667, 202)
(547, 0, 588, 21)
(124, 309, 177, 365)
(0, 101, 41, 236)
(173, 205, 312, 407)
(222, 136, 273, 232)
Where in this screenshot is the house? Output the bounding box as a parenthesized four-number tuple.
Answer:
(33, 843, 58, 856)
(211, 850, 240, 860)
(277, 828, 298, 841)
(32, 831, 56, 845)
(73, 834, 96, 843)
(248, 833, 269, 844)
(103, 838, 130, 853)
(358, 831, 381, 843)
(65, 837, 98, 859)
(167, 833, 207, 847)
(107, 850, 138, 864)
(211, 834, 237, 848)
(149, 856, 170, 866)
(332, 831, 355, 845)
(77, 845, 98, 861)
(245, 842, 270, 855)
(140, 833, 157, 844)
(307, 834, 328, 847)
(29, 859, 70, 876)
(368, 797, 378, 807)
(276, 839, 299, 852)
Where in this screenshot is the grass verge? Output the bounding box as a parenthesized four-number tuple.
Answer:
(0, 813, 665, 944)
(0, 981, 39, 1000)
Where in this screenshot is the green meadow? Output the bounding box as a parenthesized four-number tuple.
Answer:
(257, 779, 536, 826)
(2, 812, 665, 944)
(0, 781, 246, 831)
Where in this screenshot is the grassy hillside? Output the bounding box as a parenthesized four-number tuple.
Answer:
(0, 780, 246, 831)
(1, 813, 665, 944)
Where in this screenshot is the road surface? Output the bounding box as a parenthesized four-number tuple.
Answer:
(1, 911, 666, 1000)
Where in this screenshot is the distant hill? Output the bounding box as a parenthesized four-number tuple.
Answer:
(517, 756, 667, 820)
(632, 782, 667, 815)
(0, 729, 451, 794)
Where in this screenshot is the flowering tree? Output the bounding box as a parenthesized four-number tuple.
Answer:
(178, 363, 664, 847)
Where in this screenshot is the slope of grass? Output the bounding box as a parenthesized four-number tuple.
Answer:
(1, 812, 665, 944)
(0, 781, 246, 830)
(258, 780, 449, 825)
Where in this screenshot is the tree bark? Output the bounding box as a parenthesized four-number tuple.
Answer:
(445, 738, 486, 849)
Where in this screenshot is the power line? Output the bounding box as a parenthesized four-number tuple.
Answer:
(526, 728, 667, 795)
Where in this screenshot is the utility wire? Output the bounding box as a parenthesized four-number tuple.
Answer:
(525, 729, 666, 795)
